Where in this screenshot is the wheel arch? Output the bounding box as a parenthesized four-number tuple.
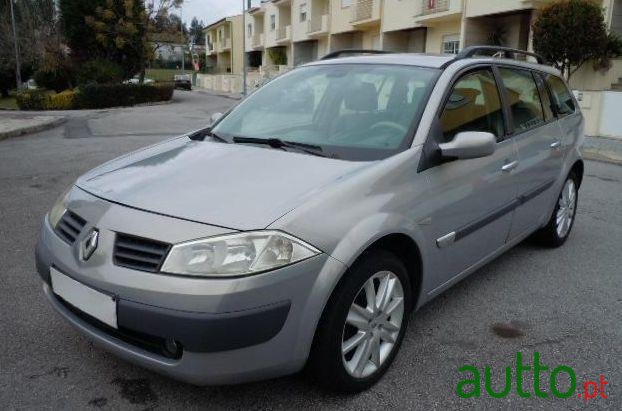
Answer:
(363, 234, 424, 311)
(570, 159, 584, 188)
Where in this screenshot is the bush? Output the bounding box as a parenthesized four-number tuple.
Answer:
(15, 89, 53, 110)
(17, 84, 173, 110)
(43, 90, 77, 110)
(74, 83, 174, 109)
(76, 59, 124, 85)
(33, 67, 74, 92)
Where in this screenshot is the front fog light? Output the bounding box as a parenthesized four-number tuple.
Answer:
(161, 231, 321, 277)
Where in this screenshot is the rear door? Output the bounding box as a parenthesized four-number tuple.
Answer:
(496, 67, 564, 239)
(421, 66, 519, 289)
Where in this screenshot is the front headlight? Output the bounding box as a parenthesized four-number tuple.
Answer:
(161, 231, 321, 277)
(49, 185, 73, 228)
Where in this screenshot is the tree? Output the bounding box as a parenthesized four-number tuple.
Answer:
(142, 0, 184, 78)
(85, 0, 147, 80)
(59, 0, 147, 81)
(189, 17, 205, 45)
(59, 0, 107, 62)
(532, 0, 621, 79)
(0, 0, 55, 95)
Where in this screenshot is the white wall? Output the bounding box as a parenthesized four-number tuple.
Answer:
(575, 90, 622, 138)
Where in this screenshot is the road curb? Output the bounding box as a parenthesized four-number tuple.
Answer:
(582, 136, 622, 166)
(581, 148, 622, 165)
(0, 117, 66, 141)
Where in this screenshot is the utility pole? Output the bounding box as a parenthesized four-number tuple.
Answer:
(180, 6, 185, 72)
(10, 0, 22, 89)
(242, 0, 248, 96)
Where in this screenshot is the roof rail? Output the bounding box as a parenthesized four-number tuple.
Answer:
(321, 49, 390, 60)
(454, 45, 545, 65)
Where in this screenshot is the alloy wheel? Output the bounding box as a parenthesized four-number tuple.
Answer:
(556, 179, 577, 238)
(341, 271, 405, 379)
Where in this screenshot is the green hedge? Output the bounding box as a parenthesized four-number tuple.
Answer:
(15, 89, 53, 110)
(16, 83, 174, 110)
(75, 83, 174, 109)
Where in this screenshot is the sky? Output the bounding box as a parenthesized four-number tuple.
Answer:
(180, 0, 262, 26)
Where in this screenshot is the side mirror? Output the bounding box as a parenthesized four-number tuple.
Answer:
(209, 112, 223, 126)
(439, 131, 496, 160)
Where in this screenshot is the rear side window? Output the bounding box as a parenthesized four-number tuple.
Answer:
(498, 68, 545, 133)
(545, 75, 576, 116)
(439, 69, 505, 142)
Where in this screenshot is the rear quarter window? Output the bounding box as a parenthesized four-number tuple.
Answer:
(545, 75, 576, 116)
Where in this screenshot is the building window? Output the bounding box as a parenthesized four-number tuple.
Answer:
(270, 15, 276, 31)
(341, 0, 352, 7)
(442, 34, 460, 54)
(248, 23, 252, 37)
(300, 3, 308, 22)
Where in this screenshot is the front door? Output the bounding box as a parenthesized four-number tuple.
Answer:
(421, 67, 519, 290)
(496, 67, 565, 239)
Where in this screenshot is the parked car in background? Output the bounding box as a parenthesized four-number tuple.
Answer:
(25, 79, 38, 90)
(174, 74, 192, 90)
(36, 47, 583, 393)
(124, 77, 154, 85)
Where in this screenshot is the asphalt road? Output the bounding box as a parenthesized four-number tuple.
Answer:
(0, 91, 620, 410)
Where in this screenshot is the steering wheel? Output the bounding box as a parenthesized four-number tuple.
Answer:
(370, 121, 408, 135)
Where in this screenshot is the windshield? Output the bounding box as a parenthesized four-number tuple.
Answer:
(213, 64, 438, 161)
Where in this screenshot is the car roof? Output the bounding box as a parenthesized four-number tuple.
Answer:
(305, 52, 561, 76)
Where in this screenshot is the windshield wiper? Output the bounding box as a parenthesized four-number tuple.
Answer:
(188, 128, 228, 143)
(232, 136, 328, 158)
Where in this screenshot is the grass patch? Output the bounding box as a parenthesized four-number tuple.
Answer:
(0, 96, 18, 110)
(145, 69, 193, 82)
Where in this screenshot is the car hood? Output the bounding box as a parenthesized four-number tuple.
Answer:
(76, 138, 367, 230)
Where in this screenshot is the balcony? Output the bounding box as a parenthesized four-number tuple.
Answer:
(415, 0, 462, 23)
(350, 0, 380, 26)
(420, 0, 449, 15)
(307, 14, 330, 37)
(219, 38, 232, 51)
(275, 25, 292, 44)
(251, 33, 265, 49)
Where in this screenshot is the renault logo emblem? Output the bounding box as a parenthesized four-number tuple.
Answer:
(81, 229, 99, 261)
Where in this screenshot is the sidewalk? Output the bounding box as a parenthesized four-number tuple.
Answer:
(0, 115, 66, 141)
(582, 136, 622, 165)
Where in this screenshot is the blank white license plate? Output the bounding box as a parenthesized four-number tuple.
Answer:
(50, 268, 117, 329)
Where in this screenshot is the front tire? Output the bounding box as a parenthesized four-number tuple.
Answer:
(309, 250, 412, 393)
(534, 173, 579, 247)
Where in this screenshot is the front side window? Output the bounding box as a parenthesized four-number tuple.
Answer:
(440, 69, 504, 142)
(247, 24, 252, 37)
(545, 74, 576, 116)
(300, 3, 307, 22)
(498, 68, 545, 133)
(213, 65, 439, 161)
(341, 0, 353, 7)
(270, 15, 276, 31)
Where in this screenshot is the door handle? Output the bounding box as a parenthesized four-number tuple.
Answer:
(501, 161, 519, 172)
(550, 140, 562, 150)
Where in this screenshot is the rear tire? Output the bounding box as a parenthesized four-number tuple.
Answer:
(308, 250, 412, 393)
(533, 173, 579, 247)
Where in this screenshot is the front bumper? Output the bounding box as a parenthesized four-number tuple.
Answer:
(35, 188, 347, 385)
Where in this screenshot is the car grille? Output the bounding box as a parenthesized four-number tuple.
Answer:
(55, 210, 87, 244)
(113, 233, 171, 272)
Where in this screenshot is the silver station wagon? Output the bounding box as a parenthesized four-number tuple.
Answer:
(36, 46, 584, 392)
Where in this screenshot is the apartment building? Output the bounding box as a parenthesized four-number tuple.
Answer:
(199, 0, 622, 136)
(204, 15, 244, 74)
